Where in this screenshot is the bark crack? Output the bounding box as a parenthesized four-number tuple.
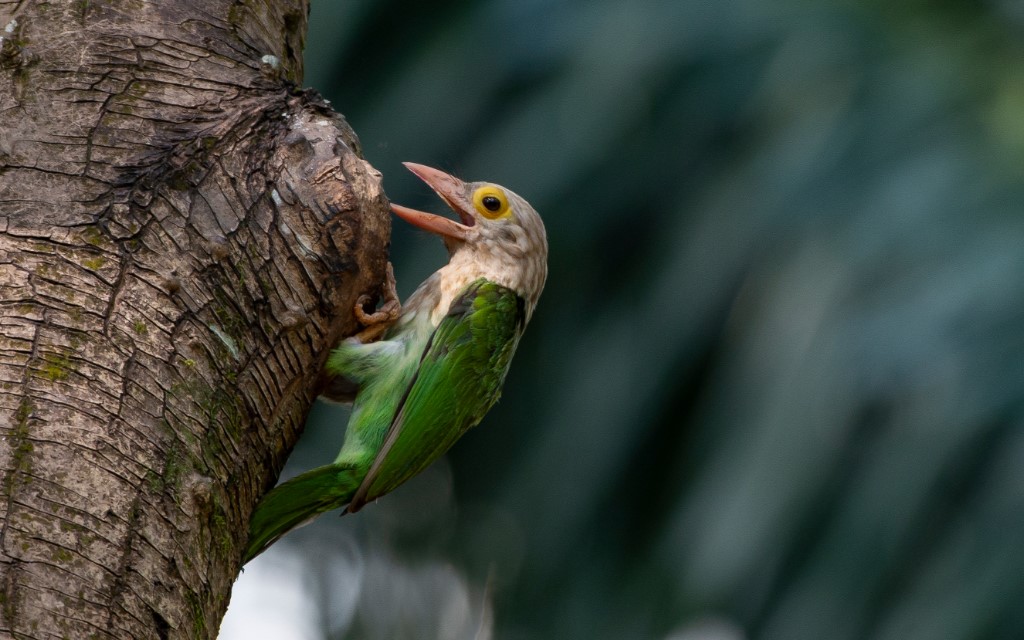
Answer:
(102, 489, 145, 633)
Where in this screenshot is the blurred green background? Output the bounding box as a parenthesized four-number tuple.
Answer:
(222, 0, 1024, 638)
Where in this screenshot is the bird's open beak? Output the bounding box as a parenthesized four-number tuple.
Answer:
(390, 163, 475, 242)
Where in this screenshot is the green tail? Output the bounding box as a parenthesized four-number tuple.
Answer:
(243, 463, 360, 563)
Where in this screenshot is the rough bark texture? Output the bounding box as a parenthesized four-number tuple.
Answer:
(0, 1, 390, 637)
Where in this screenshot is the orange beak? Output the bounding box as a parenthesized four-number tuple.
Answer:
(390, 163, 474, 242)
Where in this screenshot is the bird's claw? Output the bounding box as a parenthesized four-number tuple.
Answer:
(352, 262, 400, 343)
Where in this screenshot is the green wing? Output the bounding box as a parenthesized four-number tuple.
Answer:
(348, 278, 526, 511)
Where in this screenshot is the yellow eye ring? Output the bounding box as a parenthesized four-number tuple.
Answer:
(472, 186, 510, 219)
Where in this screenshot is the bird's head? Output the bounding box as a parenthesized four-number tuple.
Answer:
(391, 163, 548, 316)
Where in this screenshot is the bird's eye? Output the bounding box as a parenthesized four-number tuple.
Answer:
(472, 186, 510, 219)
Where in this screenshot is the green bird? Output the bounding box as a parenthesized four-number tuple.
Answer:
(243, 163, 548, 562)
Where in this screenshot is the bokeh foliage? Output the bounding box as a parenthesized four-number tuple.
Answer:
(223, 0, 1024, 638)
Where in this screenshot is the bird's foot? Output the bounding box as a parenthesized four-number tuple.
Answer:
(352, 262, 401, 342)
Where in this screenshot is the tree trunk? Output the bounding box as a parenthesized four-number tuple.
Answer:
(0, 1, 389, 637)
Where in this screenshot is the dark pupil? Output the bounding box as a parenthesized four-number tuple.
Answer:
(482, 195, 501, 212)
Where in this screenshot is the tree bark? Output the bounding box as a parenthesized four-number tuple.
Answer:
(0, 1, 390, 637)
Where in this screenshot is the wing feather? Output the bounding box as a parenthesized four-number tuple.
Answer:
(347, 278, 526, 511)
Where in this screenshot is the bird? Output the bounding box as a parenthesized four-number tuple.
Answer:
(243, 162, 548, 562)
